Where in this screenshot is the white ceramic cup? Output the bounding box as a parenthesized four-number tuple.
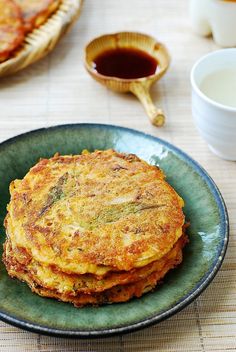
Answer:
(191, 49, 236, 161)
(190, 0, 236, 47)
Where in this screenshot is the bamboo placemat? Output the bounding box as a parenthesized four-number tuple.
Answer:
(0, 0, 235, 351)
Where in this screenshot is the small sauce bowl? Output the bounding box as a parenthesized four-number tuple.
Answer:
(84, 32, 170, 127)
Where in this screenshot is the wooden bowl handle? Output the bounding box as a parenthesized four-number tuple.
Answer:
(130, 83, 165, 127)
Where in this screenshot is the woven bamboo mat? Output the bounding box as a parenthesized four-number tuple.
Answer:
(0, 0, 235, 351)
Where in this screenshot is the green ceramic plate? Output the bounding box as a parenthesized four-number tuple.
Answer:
(0, 124, 228, 338)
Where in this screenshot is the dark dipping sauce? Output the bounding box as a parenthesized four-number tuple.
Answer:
(93, 48, 158, 79)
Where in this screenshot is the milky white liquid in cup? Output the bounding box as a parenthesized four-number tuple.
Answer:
(200, 68, 236, 108)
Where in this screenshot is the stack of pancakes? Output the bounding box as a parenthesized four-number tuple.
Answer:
(3, 150, 187, 307)
(0, 0, 61, 62)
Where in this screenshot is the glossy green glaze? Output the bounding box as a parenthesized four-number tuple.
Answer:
(0, 124, 228, 337)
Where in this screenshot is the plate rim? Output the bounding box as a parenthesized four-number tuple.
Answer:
(0, 123, 229, 338)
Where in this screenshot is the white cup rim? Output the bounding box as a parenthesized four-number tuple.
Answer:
(191, 48, 236, 112)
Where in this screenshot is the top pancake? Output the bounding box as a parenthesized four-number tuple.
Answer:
(14, 0, 61, 32)
(0, 0, 24, 62)
(5, 150, 185, 276)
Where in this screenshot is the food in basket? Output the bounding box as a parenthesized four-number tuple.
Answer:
(0, 0, 24, 62)
(0, 0, 61, 63)
(3, 149, 188, 307)
(15, 0, 61, 33)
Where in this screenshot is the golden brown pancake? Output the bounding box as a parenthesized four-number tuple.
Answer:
(5, 150, 185, 276)
(15, 0, 61, 33)
(3, 149, 187, 306)
(0, 0, 24, 62)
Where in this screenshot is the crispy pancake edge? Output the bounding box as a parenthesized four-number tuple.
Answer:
(4, 235, 187, 306)
(4, 234, 188, 295)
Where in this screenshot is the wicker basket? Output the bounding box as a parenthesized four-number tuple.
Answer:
(0, 0, 83, 77)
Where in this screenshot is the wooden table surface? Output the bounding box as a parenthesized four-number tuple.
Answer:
(0, 1, 235, 351)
